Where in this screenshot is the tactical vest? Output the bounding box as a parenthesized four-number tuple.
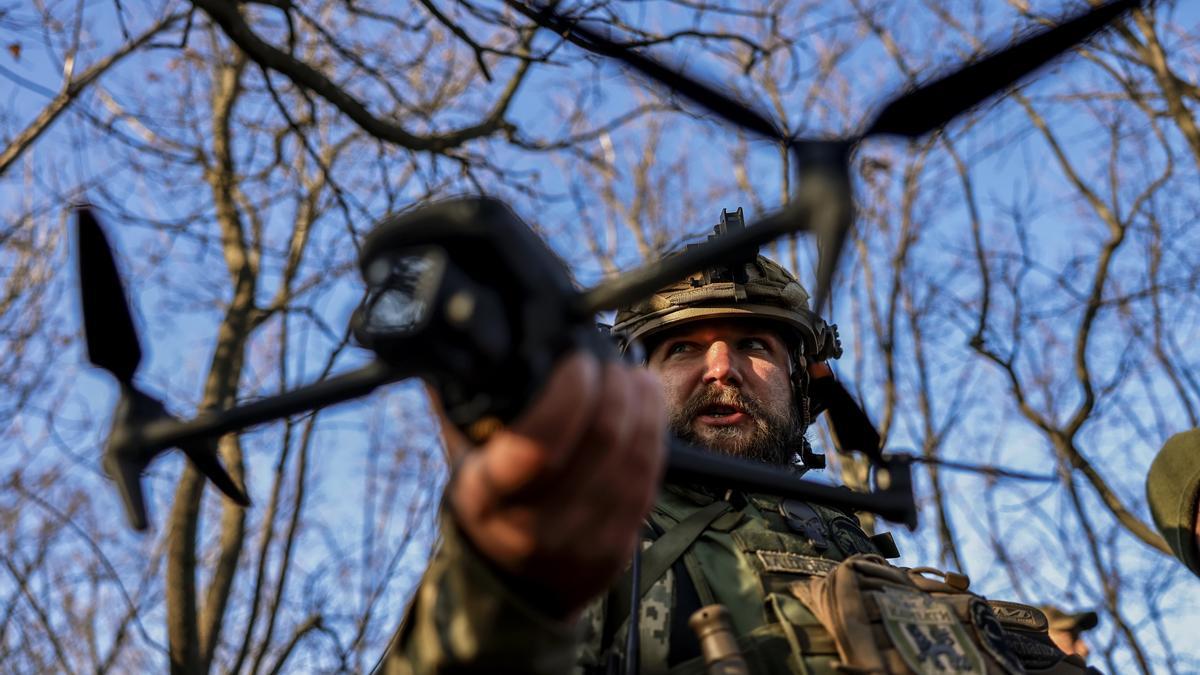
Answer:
(581, 485, 1090, 675)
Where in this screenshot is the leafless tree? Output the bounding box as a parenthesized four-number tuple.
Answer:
(1, 1, 1197, 673)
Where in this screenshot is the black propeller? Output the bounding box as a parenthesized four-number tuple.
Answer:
(810, 376, 884, 463)
(863, 0, 1140, 139)
(76, 207, 249, 531)
(77, 208, 142, 384)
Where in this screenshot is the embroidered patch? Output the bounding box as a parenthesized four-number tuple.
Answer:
(755, 550, 838, 576)
(876, 586, 984, 675)
(987, 601, 1048, 632)
(969, 599, 1025, 674)
(829, 515, 876, 556)
(778, 500, 829, 550)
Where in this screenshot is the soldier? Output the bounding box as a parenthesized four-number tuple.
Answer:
(1146, 428, 1200, 578)
(380, 211, 1088, 675)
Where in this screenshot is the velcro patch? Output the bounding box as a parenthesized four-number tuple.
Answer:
(969, 598, 1026, 674)
(876, 586, 984, 675)
(755, 550, 838, 576)
(987, 601, 1048, 632)
(829, 515, 877, 556)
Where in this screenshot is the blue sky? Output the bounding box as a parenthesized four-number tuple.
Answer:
(3, 1, 1199, 671)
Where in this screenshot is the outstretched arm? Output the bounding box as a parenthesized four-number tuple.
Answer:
(383, 353, 667, 673)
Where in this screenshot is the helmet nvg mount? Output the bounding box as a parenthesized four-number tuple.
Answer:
(612, 207, 842, 364)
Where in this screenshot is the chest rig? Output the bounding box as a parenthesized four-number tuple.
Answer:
(587, 486, 1088, 675)
(590, 485, 896, 675)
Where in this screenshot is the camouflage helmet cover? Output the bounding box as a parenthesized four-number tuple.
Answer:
(612, 252, 842, 362)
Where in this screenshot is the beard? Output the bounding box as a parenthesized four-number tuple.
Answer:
(668, 384, 806, 467)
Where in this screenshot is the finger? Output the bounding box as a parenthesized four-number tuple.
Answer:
(547, 366, 661, 558)
(557, 372, 665, 595)
(534, 364, 644, 585)
(628, 368, 668, 513)
(601, 368, 667, 533)
(477, 351, 602, 496)
(609, 371, 667, 573)
(541, 362, 639, 527)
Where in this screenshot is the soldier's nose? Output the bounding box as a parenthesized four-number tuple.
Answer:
(701, 342, 742, 386)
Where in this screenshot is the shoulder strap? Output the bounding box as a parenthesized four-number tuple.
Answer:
(638, 500, 732, 597)
(611, 499, 732, 622)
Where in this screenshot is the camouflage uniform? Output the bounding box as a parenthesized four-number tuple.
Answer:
(381, 482, 1089, 674)
(382, 215, 1091, 674)
(381, 482, 893, 675)
(577, 485, 897, 674)
(379, 475, 897, 667)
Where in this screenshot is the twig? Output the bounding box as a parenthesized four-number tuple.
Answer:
(192, 0, 532, 152)
(0, 12, 185, 178)
(910, 456, 1057, 482)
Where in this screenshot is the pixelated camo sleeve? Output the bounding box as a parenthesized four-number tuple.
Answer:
(381, 516, 583, 675)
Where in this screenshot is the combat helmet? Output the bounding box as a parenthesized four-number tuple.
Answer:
(612, 208, 842, 364)
(611, 208, 843, 469)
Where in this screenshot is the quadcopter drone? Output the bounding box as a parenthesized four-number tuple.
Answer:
(77, 0, 1140, 535)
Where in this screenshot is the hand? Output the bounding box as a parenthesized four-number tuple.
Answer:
(445, 352, 668, 618)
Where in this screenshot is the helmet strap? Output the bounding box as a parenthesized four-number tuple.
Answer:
(790, 350, 826, 471)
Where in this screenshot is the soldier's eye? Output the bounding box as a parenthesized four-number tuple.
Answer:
(739, 337, 769, 352)
(666, 342, 694, 356)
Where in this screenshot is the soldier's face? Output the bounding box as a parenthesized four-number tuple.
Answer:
(646, 319, 802, 465)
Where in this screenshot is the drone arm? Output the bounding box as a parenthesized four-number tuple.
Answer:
(137, 360, 405, 452)
(665, 440, 917, 529)
(574, 142, 854, 318)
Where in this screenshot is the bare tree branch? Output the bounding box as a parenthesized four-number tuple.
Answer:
(191, 0, 533, 152)
(0, 12, 184, 178)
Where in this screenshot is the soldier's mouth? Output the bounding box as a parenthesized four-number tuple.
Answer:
(695, 404, 750, 426)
